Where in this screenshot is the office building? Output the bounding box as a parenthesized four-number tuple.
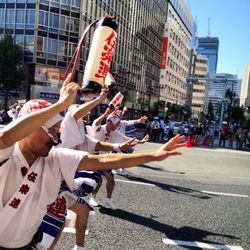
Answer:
(240, 61, 250, 108)
(197, 37, 219, 77)
(191, 54, 209, 119)
(159, 0, 196, 110)
(209, 73, 239, 114)
(0, 0, 168, 115)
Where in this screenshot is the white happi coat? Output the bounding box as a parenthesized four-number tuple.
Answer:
(0, 143, 87, 248)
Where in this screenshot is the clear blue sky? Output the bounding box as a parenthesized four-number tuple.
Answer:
(187, 0, 250, 79)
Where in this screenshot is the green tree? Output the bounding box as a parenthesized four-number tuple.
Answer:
(0, 34, 24, 109)
(207, 101, 215, 122)
(231, 106, 246, 125)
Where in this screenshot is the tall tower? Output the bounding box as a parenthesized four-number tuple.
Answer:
(197, 37, 219, 77)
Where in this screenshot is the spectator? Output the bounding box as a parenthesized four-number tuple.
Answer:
(150, 117, 160, 142)
(219, 124, 227, 147)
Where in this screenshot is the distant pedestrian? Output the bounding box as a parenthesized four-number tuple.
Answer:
(151, 117, 160, 142)
(219, 124, 227, 147)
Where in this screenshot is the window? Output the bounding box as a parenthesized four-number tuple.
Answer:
(15, 34, 25, 46)
(59, 15, 70, 32)
(16, 9, 25, 29)
(69, 17, 79, 33)
(37, 36, 46, 57)
(6, 9, 15, 28)
(49, 13, 59, 32)
(25, 35, 34, 54)
(57, 40, 67, 61)
(26, 9, 35, 28)
(46, 38, 57, 59)
(0, 9, 4, 28)
(39, 11, 48, 27)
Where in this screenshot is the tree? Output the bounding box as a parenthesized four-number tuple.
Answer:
(231, 106, 246, 125)
(207, 101, 215, 122)
(0, 34, 24, 109)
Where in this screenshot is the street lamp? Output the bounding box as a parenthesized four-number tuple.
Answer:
(226, 80, 237, 131)
(184, 76, 198, 120)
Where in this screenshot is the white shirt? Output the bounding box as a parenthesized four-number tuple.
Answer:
(116, 120, 134, 135)
(60, 108, 98, 154)
(87, 124, 131, 145)
(0, 143, 87, 248)
(60, 108, 86, 149)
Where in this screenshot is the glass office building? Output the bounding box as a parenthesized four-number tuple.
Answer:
(197, 37, 219, 77)
(0, 0, 167, 112)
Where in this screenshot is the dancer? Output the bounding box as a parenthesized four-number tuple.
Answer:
(88, 108, 149, 210)
(42, 91, 137, 250)
(116, 106, 148, 176)
(0, 74, 185, 249)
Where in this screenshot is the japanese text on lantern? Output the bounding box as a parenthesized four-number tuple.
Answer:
(95, 31, 117, 80)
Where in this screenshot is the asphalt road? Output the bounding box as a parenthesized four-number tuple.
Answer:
(36, 143, 249, 250)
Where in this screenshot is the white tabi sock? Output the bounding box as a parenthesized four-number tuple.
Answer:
(73, 245, 86, 250)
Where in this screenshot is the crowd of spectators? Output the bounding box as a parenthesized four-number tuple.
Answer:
(141, 117, 250, 151)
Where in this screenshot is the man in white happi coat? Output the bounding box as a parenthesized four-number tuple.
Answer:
(116, 106, 148, 175)
(0, 74, 185, 249)
(87, 108, 149, 210)
(42, 91, 137, 250)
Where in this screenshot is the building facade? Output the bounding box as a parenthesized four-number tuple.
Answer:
(191, 54, 209, 119)
(0, 0, 168, 115)
(240, 61, 250, 108)
(159, 0, 195, 110)
(197, 37, 219, 77)
(209, 73, 239, 115)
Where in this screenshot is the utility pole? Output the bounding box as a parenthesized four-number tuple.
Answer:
(185, 48, 197, 120)
(219, 80, 227, 131)
(226, 80, 237, 131)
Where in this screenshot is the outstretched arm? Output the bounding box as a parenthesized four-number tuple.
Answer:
(0, 74, 80, 149)
(77, 134, 185, 171)
(134, 115, 148, 125)
(73, 89, 108, 122)
(92, 107, 113, 127)
(95, 137, 137, 152)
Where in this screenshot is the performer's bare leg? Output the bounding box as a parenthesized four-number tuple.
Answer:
(91, 178, 102, 199)
(103, 172, 115, 198)
(69, 202, 90, 247)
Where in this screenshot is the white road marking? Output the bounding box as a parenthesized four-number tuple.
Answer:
(232, 177, 250, 180)
(162, 238, 244, 249)
(63, 227, 89, 235)
(202, 190, 249, 198)
(115, 179, 156, 187)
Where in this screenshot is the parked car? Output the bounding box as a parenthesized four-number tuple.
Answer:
(171, 122, 181, 135)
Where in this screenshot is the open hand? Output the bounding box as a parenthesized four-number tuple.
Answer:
(98, 88, 109, 102)
(119, 138, 138, 151)
(139, 134, 149, 144)
(138, 115, 148, 123)
(153, 134, 186, 160)
(59, 73, 81, 109)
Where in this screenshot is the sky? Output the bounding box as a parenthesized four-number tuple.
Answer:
(186, 0, 250, 79)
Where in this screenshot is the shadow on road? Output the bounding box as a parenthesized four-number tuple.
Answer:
(137, 164, 186, 174)
(120, 174, 214, 200)
(99, 206, 240, 249)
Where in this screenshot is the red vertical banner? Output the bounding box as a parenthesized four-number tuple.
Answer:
(159, 23, 169, 86)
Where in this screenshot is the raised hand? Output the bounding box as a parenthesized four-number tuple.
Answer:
(139, 134, 149, 144)
(159, 134, 186, 152)
(98, 88, 109, 102)
(119, 138, 138, 151)
(139, 115, 148, 123)
(59, 73, 81, 109)
(156, 134, 186, 159)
